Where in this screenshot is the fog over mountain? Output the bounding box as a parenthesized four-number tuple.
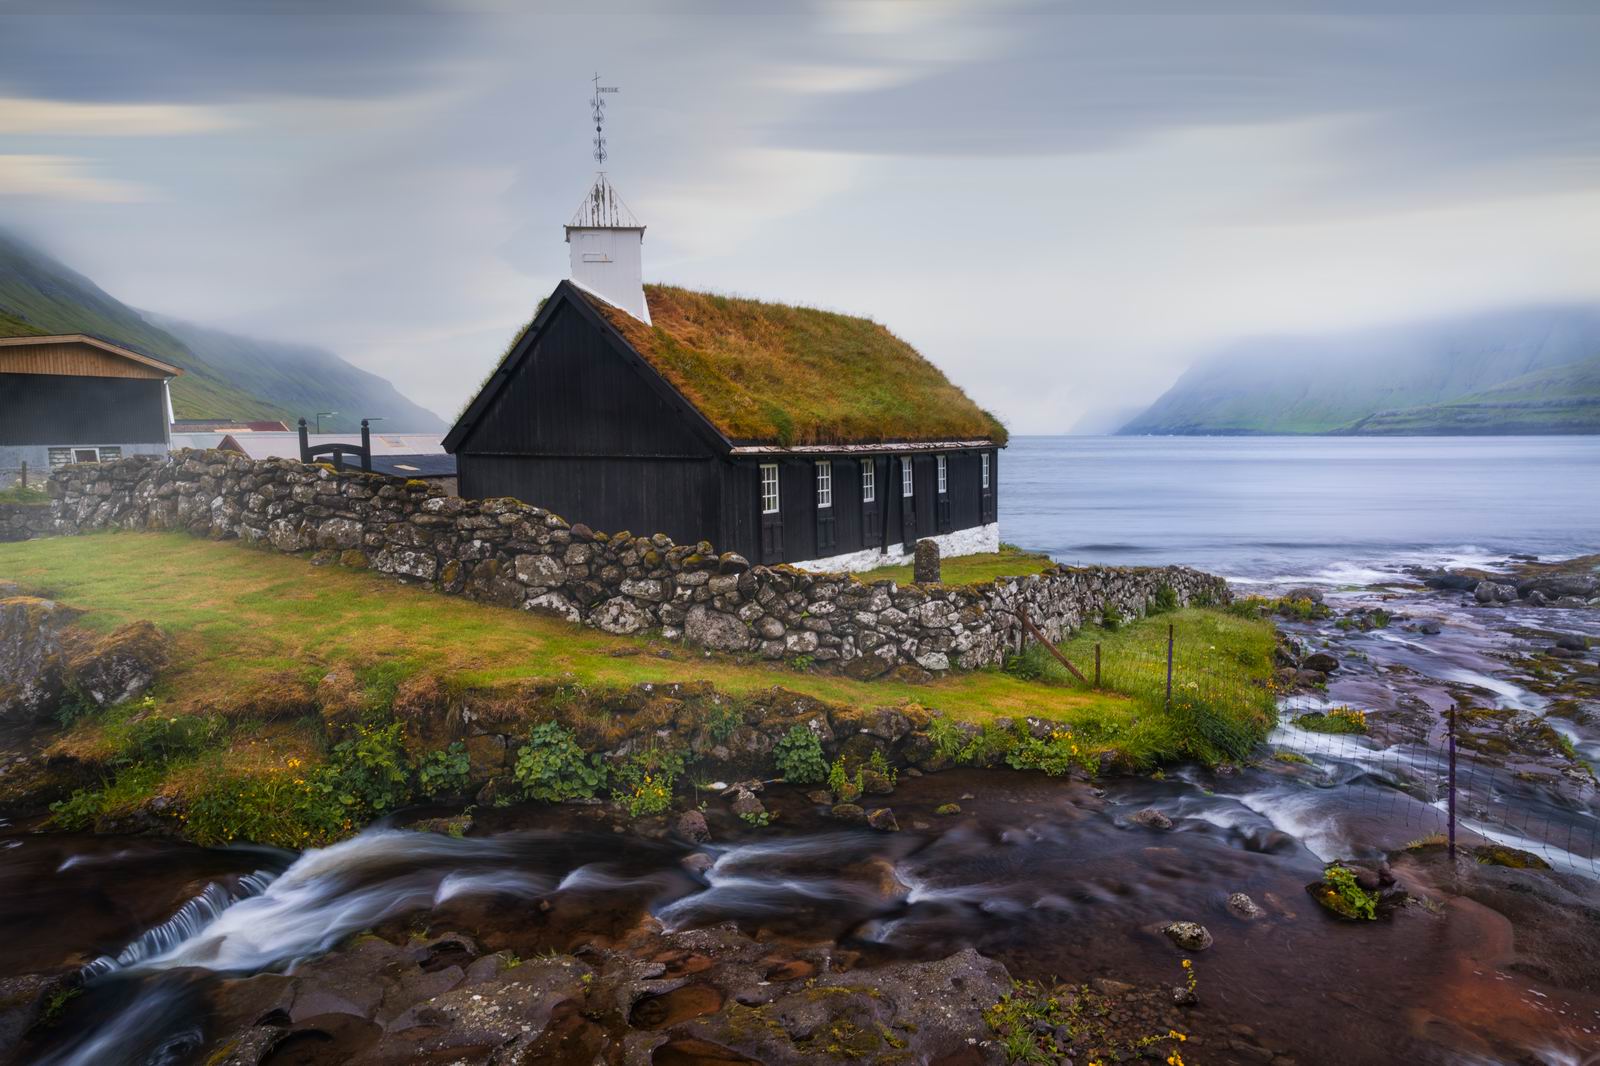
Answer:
(1119, 305, 1600, 436)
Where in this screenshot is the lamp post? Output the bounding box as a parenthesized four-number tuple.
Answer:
(315, 411, 336, 434)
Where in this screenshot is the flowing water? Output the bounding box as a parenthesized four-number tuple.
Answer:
(5, 436, 1598, 1065)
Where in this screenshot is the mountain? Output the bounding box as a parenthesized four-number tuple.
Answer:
(0, 230, 444, 432)
(1119, 305, 1600, 435)
(1345, 356, 1600, 435)
(147, 314, 446, 433)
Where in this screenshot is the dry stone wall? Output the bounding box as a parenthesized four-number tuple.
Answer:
(20, 451, 1229, 676)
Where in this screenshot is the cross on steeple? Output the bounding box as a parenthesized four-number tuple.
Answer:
(591, 73, 618, 165)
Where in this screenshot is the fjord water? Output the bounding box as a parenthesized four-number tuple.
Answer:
(1003, 435, 1600, 581)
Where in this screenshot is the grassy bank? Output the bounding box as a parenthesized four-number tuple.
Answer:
(1, 533, 1275, 846)
(856, 543, 1055, 586)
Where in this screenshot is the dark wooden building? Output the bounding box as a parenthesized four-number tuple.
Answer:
(0, 334, 180, 484)
(445, 281, 1005, 571)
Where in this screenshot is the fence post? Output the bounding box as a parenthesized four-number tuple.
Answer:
(1165, 624, 1174, 707)
(18, 461, 26, 489)
(1447, 704, 1457, 856)
(1094, 642, 1101, 689)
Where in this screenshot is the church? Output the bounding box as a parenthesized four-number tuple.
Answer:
(444, 173, 1006, 572)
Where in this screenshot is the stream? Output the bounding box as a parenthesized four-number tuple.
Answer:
(3, 563, 1598, 1065)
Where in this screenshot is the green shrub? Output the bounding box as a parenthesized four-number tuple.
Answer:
(1006, 729, 1094, 777)
(1317, 863, 1378, 920)
(705, 700, 743, 743)
(773, 724, 828, 784)
(48, 787, 106, 831)
(868, 748, 898, 786)
(1002, 642, 1057, 682)
(827, 758, 863, 802)
(323, 721, 412, 814)
(611, 745, 686, 817)
(1151, 583, 1179, 614)
(116, 713, 217, 768)
(418, 741, 471, 798)
(1100, 600, 1122, 631)
(514, 721, 607, 802)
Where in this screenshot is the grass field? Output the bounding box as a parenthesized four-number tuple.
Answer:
(855, 543, 1055, 586)
(0, 532, 1129, 726)
(1, 533, 1274, 844)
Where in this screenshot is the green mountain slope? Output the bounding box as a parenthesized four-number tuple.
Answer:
(0, 231, 443, 431)
(1345, 356, 1600, 435)
(1120, 305, 1600, 435)
(147, 315, 446, 433)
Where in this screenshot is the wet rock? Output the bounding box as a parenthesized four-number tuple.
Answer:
(934, 803, 962, 816)
(729, 789, 765, 820)
(1091, 977, 1135, 996)
(1474, 580, 1517, 604)
(1283, 586, 1324, 604)
(1303, 652, 1339, 673)
(682, 852, 715, 876)
(1554, 633, 1590, 652)
(866, 807, 899, 832)
(858, 768, 895, 796)
(828, 803, 866, 823)
(1226, 893, 1265, 919)
(1162, 921, 1213, 951)
(1472, 844, 1550, 870)
(675, 810, 711, 844)
(1130, 807, 1173, 830)
(1415, 620, 1443, 635)
(805, 789, 833, 805)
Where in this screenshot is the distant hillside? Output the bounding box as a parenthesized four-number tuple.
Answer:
(1346, 356, 1600, 435)
(0, 230, 443, 432)
(1120, 305, 1600, 435)
(148, 315, 446, 433)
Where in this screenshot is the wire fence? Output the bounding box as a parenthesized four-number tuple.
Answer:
(1270, 690, 1599, 878)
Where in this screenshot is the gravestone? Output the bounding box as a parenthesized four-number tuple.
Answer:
(914, 538, 941, 584)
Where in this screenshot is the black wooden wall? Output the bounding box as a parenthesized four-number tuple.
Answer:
(0, 375, 167, 445)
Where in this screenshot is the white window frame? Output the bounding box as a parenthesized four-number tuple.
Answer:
(815, 460, 832, 509)
(860, 461, 875, 503)
(981, 452, 991, 490)
(760, 463, 780, 514)
(937, 454, 948, 495)
(51, 445, 119, 466)
(901, 458, 914, 498)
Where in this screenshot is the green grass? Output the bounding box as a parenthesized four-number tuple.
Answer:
(0, 531, 1140, 730)
(0, 483, 51, 504)
(590, 284, 1007, 446)
(856, 543, 1055, 586)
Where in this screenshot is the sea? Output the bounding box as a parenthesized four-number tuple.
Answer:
(1000, 435, 1600, 585)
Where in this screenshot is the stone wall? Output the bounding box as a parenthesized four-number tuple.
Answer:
(0, 502, 55, 543)
(17, 451, 1229, 676)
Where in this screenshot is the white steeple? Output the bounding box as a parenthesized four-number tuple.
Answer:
(564, 173, 649, 324)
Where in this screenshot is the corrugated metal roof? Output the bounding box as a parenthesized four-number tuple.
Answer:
(369, 453, 457, 478)
(193, 432, 447, 460)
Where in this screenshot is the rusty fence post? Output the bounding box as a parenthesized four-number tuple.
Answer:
(1165, 624, 1175, 707)
(1447, 704, 1457, 856)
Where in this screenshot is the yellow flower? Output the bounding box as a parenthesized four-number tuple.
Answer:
(1181, 959, 1191, 969)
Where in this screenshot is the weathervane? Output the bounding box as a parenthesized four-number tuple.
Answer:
(591, 73, 619, 165)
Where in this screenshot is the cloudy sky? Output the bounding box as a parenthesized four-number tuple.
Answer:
(3, 1, 1598, 432)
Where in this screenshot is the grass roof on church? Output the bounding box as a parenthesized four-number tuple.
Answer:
(586, 285, 1007, 447)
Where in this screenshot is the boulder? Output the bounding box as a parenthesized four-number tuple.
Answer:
(684, 605, 752, 653)
(866, 807, 900, 832)
(63, 620, 170, 708)
(675, 810, 712, 844)
(913, 539, 941, 584)
(1554, 633, 1590, 653)
(1161, 921, 1213, 951)
(0, 595, 79, 723)
(1303, 652, 1339, 673)
(1130, 807, 1173, 830)
(1283, 586, 1324, 604)
(590, 596, 652, 635)
(1226, 893, 1264, 919)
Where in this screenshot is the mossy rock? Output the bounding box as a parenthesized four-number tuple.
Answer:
(1474, 844, 1550, 870)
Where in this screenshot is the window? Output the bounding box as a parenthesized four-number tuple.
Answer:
(74, 448, 99, 463)
(937, 454, 948, 495)
(901, 458, 914, 498)
(861, 461, 875, 503)
(48, 448, 73, 468)
(815, 461, 832, 509)
(981, 452, 991, 489)
(98, 446, 121, 461)
(760, 463, 780, 514)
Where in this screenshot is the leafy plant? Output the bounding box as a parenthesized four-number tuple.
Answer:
(1317, 863, 1378, 920)
(704, 699, 743, 743)
(1100, 599, 1123, 631)
(739, 808, 773, 827)
(418, 741, 471, 798)
(868, 748, 898, 786)
(323, 721, 412, 814)
(1151, 583, 1179, 614)
(773, 724, 827, 784)
(116, 712, 217, 768)
(611, 745, 686, 817)
(514, 721, 607, 802)
(827, 758, 862, 803)
(1293, 706, 1368, 735)
(1006, 728, 1094, 777)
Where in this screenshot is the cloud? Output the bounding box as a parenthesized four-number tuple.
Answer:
(0, 97, 234, 136)
(0, 155, 143, 201)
